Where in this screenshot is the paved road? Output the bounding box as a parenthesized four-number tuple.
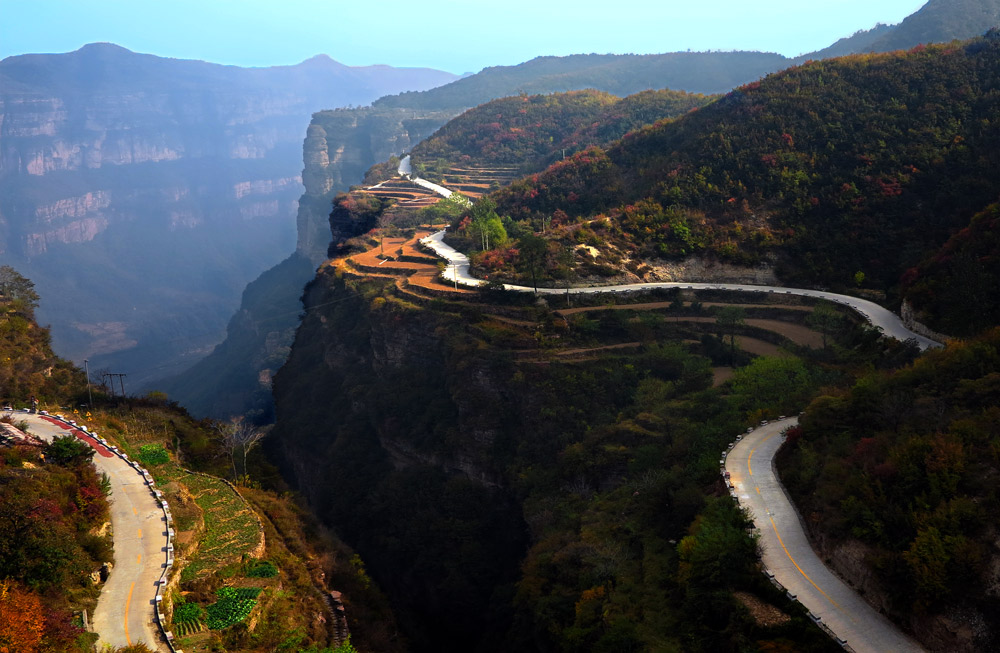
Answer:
(726, 419, 925, 653)
(419, 230, 941, 350)
(23, 414, 168, 652)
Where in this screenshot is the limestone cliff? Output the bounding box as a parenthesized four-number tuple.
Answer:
(0, 43, 457, 385)
(296, 107, 460, 264)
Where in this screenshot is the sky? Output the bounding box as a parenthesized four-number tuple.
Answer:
(1, 0, 930, 74)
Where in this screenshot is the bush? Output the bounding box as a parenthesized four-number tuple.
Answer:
(44, 435, 93, 465)
(137, 444, 169, 466)
(173, 599, 203, 622)
(245, 559, 278, 578)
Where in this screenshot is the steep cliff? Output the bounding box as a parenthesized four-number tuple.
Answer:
(269, 273, 528, 650)
(0, 43, 457, 386)
(267, 265, 866, 652)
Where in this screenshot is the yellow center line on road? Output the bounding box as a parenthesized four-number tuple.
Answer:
(767, 513, 844, 612)
(748, 427, 853, 621)
(137, 554, 141, 564)
(747, 430, 777, 477)
(133, 506, 137, 515)
(124, 581, 135, 644)
(137, 528, 142, 539)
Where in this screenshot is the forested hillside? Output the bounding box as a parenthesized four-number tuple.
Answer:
(902, 202, 1000, 336)
(489, 33, 1000, 306)
(408, 89, 711, 175)
(0, 266, 84, 403)
(270, 252, 923, 651)
(778, 329, 1000, 651)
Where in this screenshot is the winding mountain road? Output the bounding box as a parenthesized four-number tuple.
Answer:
(419, 230, 941, 350)
(417, 221, 937, 651)
(23, 414, 168, 652)
(726, 419, 925, 652)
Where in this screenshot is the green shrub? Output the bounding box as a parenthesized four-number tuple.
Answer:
(246, 559, 278, 578)
(173, 600, 203, 622)
(137, 444, 170, 466)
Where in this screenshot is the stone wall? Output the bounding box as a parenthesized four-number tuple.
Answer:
(900, 299, 952, 344)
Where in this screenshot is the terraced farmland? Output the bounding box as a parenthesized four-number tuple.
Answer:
(439, 165, 520, 198)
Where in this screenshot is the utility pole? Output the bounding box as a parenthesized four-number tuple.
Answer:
(103, 373, 127, 398)
(101, 372, 114, 398)
(453, 263, 458, 290)
(84, 359, 93, 407)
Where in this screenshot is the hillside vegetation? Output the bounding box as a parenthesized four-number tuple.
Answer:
(0, 266, 84, 404)
(779, 329, 1000, 651)
(408, 89, 712, 177)
(269, 261, 922, 651)
(488, 34, 1000, 304)
(903, 202, 1000, 336)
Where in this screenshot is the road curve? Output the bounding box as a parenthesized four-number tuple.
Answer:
(419, 230, 941, 350)
(725, 419, 925, 653)
(23, 414, 168, 652)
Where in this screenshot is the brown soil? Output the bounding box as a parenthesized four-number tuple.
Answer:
(737, 337, 790, 358)
(732, 591, 791, 628)
(712, 367, 735, 387)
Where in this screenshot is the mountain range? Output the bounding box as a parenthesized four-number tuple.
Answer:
(0, 43, 457, 386)
(162, 0, 1000, 418)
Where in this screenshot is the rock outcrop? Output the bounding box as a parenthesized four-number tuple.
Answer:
(0, 43, 457, 385)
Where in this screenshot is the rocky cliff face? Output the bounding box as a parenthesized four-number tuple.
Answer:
(296, 107, 460, 264)
(268, 272, 526, 650)
(0, 43, 456, 385)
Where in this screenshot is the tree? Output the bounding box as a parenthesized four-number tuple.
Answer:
(44, 435, 94, 466)
(218, 419, 267, 481)
(0, 266, 39, 318)
(469, 197, 507, 251)
(0, 580, 45, 653)
(715, 306, 746, 365)
(806, 301, 842, 349)
(517, 234, 548, 293)
(730, 357, 813, 416)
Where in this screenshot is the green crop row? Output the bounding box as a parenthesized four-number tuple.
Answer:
(203, 587, 262, 630)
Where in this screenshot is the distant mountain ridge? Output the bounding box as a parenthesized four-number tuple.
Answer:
(0, 44, 457, 387)
(798, 0, 1000, 60)
(373, 51, 791, 110)
(867, 0, 1000, 51)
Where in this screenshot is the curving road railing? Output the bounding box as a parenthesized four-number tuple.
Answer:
(723, 419, 926, 652)
(22, 413, 176, 652)
(418, 230, 942, 350)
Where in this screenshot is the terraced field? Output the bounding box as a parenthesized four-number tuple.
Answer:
(335, 227, 475, 298)
(439, 165, 520, 198)
(170, 471, 263, 582)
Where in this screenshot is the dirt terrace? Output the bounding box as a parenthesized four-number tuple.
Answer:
(439, 166, 520, 199)
(334, 227, 474, 297)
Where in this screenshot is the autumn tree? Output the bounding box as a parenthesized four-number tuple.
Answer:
(0, 580, 45, 653)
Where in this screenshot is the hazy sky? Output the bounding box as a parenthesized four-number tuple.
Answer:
(2, 0, 929, 73)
